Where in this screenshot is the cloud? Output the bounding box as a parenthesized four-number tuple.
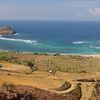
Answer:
(89, 8, 100, 16)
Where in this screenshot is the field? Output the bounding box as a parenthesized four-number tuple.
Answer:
(0, 51, 100, 100)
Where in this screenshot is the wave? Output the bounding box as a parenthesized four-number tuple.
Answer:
(0, 36, 37, 44)
(73, 41, 89, 44)
(90, 45, 100, 49)
(14, 33, 19, 35)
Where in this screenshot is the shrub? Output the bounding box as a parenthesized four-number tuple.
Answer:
(53, 53, 61, 56)
(0, 64, 3, 68)
(27, 61, 37, 72)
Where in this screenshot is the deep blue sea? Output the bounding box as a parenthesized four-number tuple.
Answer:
(0, 20, 100, 54)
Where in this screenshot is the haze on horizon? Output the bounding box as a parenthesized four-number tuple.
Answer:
(0, 0, 100, 21)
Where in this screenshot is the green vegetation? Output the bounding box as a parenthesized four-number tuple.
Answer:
(27, 60, 38, 72)
(0, 64, 3, 68)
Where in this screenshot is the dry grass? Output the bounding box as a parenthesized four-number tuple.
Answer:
(0, 52, 100, 99)
(1, 52, 100, 72)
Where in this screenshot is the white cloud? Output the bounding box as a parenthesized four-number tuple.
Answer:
(89, 8, 100, 16)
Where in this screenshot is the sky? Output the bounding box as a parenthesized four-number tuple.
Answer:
(0, 0, 100, 20)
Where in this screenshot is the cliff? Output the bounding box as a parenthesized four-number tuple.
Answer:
(0, 26, 16, 34)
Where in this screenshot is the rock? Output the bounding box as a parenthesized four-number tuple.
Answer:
(90, 83, 100, 100)
(0, 83, 82, 100)
(0, 26, 16, 34)
(55, 81, 71, 91)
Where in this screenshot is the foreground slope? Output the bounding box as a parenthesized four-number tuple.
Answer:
(0, 52, 100, 100)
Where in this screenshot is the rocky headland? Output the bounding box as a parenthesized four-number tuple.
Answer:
(0, 26, 16, 34)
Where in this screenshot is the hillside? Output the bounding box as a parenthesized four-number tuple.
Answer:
(0, 51, 100, 100)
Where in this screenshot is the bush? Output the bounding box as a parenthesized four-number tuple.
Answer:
(0, 64, 3, 68)
(27, 61, 37, 72)
(53, 53, 61, 56)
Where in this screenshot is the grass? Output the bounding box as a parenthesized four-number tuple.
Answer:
(0, 52, 100, 73)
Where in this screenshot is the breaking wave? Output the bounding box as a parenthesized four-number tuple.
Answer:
(73, 41, 89, 44)
(14, 33, 19, 35)
(90, 45, 100, 49)
(0, 36, 37, 44)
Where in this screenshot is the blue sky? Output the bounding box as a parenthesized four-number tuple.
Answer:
(0, 0, 100, 20)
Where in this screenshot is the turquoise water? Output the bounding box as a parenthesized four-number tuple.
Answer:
(0, 21, 100, 54)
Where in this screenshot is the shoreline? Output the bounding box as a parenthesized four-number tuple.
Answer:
(1, 49, 100, 58)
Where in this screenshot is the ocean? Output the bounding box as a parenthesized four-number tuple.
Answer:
(0, 20, 100, 54)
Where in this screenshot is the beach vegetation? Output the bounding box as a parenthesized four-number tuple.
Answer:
(53, 53, 61, 56)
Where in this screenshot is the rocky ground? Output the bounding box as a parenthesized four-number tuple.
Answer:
(0, 83, 81, 100)
(90, 83, 100, 100)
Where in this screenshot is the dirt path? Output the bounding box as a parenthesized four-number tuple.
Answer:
(80, 83, 94, 100)
(49, 83, 76, 94)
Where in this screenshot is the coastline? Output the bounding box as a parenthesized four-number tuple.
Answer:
(1, 49, 100, 58)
